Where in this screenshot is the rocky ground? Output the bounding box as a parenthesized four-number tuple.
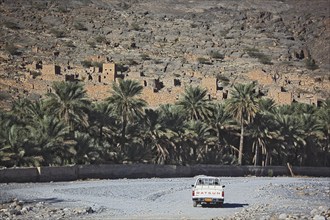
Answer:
(0, 0, 329, 108)
(0, 177, 329, 220)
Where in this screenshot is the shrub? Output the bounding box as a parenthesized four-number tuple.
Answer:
(4, 21, 20, 30)
(216, 74, 230, 82)
(209, 51, 224, 60)
(5, 45, 21, 56)
(30, 71, 41, 79)
(50, 29, 66, 38)
(140, 54, 151, 60)
(34, 3, 47, 10)
(87, 41, 96, 48)
(116, 64, 128, 72)
(305, 58, 318, 70)
(268, 169, 274, 177)
(197, 57, 212, 65)
(190, 23, 198, 28)
(125, 59, 138, 66)
(131, 23, 142, 31)
(245, 47, 272, 65)
(58, 6, 69, 13)
(65, 41, 76, 48)
(81, 60, 92, 68)
(0, 92, 10, 100)
(74, 22, 87, 31)
(81, 60, 103, 68)
(95, 36, 106, 43)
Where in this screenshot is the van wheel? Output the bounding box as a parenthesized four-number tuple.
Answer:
(218, 202, 223, 207)
(193, 201, 197, 207)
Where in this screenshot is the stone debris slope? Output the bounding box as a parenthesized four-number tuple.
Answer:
(0, 0, 329, 107)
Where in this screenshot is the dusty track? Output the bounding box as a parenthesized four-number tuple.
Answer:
(1, 177, 329, 219)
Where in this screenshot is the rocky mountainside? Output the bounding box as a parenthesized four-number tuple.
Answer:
(0, 0, 329, 108)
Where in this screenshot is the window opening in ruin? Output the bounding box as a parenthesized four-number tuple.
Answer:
(223, 90, 228, 99)
(174, 79, 181, 86)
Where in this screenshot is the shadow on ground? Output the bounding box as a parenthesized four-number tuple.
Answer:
(223, 203, 248, 208)
(202, 203, 248, 208)
(25, 198, 66, 204)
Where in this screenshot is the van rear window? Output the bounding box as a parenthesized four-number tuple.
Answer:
(196, 178, 220, 185)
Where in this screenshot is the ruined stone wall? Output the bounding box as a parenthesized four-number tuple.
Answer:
(268, 87, 293, 105)
(1, 165, 330, 183)
(41, 64, 61, 81)
(201, 77, 217, 96)
(247, 69, 273, 85)
(141, 86, 184, 107)
(102, 63, 116, 84)
(85, 83, 110, 100)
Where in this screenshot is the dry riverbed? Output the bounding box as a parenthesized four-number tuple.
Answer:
(0, 177, 329, 220)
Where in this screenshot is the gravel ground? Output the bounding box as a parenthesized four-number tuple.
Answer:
(0, 177, 329, 220)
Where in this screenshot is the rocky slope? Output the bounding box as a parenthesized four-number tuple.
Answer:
(0, 0, 329, 108)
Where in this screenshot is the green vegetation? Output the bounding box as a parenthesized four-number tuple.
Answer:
(81, 60, 103, 68)
(87, 41, 96, 48)
(3, 21, 20, 30)
(74, 22, 88, 31)
(216, 74, 230, 86)
(57, 6, 70, 13)
(5, 45, 21, 56)
(197, 57, 212, 65)
(209, 51, 225, 60)
(30, 71, 41, 79)
(305, 58, 319, 70)
(245, 47, 273, 65)
(190, 23, 198, 28)
(50, 29, 66, 38)
(65, 41, 76, 48)
(95, 36, 106, 43)
(131, 22, 142, 31)
(115, 63, 128, 72)
(0, 81, 329, 167)
(140, 54, 151, 61)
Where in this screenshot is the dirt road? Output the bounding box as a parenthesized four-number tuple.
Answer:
(1, 177, 329, 219)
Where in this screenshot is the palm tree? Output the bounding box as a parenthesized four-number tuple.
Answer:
(298, 113, 323, 166)
(225, 83, 258, 165)
(73, 131, 103, 164)
(273, 108, 305, 165)
(10, 98, 33, 125)
(183, 120, 216, 163)
(317, 99, 330, 166)
(106, 79, 147, 152)
(0, 124, 43, 167)
(176, 86, 212, 121)
(208, 103, 236, 164)
(0, 109, 14, 167)
(43, 81, 91, 131)
(89, 101, 116, 142)
(28, 114, 72, 166)
(249, 98, 277, 166)
(140, 109, 173, 164)
(157, 104, 186, 164)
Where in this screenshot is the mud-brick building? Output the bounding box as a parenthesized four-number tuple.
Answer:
(201, 77, 217, 99)
(247, 69, 274, 85)
(101, 63, 117, 84)
(268, 87, 293, 105)
(41, 64, 62, 81)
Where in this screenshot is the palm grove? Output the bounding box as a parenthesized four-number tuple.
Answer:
(0, 80, 329, 167)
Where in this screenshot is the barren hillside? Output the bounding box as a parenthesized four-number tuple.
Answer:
(0, 0, 329, 108)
